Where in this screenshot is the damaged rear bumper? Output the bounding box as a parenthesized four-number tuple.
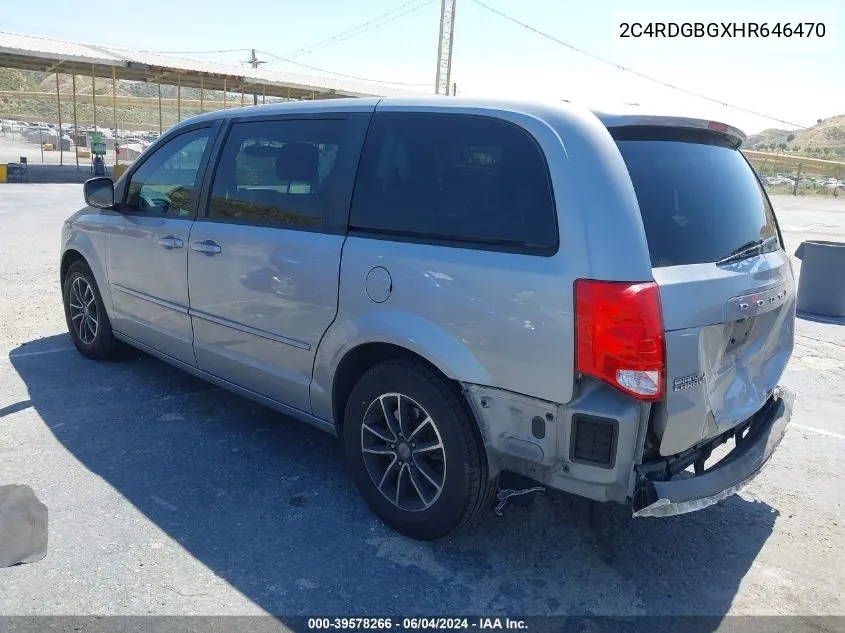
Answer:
(633, 386, 795, 518)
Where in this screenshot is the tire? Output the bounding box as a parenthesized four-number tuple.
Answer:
(62, 260, 120, 360)
(343, 360, 497, 540)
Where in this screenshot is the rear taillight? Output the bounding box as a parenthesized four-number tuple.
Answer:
(574, 280, 665, 401)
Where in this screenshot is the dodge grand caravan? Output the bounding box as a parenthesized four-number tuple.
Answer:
(61, 97, 795, 540)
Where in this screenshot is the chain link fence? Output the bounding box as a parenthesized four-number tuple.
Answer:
(746, 151, 844, 198)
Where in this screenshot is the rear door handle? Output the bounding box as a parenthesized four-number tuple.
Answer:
(191, 239, 222, 255)
(157, 235, 184, 249)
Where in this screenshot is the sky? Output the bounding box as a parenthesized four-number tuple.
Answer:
(2, 0, 841, 134)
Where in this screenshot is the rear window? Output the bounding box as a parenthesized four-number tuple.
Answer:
(615, 132, 779, 268)
(349, 112, 557, 254)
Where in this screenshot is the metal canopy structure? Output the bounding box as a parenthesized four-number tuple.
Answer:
(0, 31, 412, 100)
(0, 30, 424, 169)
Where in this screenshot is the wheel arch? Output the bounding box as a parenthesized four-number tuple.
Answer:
(60, 234, 114, 319)
(312, 309, 493, 425)
(331, 342, 459, 431)
(60, 248, 87, 285)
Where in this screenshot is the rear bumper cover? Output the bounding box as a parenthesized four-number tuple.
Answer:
(632, 386, 795, 518)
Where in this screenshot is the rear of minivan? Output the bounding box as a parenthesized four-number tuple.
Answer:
(583, 113, 795, 516)
(331, 101, 795, 534)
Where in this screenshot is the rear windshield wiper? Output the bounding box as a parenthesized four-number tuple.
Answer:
(717, 235, 779, 265)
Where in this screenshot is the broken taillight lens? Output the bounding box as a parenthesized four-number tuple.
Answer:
(575, 280, 665, 401)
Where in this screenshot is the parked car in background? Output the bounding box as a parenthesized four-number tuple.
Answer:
(765, 175, 795, 186)
(118, 137, 147, 147)
(61, 98, 795, 539)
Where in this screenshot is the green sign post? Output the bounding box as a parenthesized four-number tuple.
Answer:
(91, 133, 107, 156)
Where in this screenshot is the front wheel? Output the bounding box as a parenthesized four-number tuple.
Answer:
(343, 360, 497, 540)
(62, 260, 120, 360)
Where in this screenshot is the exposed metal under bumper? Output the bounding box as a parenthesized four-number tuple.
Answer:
(633, 386, 795, 518)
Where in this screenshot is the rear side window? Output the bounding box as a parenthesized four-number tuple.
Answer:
(349, 112, 557, 254)
(206, 118, 350, 229)
(615, 132, 779, 268)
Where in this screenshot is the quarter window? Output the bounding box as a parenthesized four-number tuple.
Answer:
(124, 128, 211, 216)
(349, 113, 558, 253)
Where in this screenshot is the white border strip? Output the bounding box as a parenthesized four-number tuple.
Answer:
(7, 346, 75, 358)
(792, 423, 845, 440)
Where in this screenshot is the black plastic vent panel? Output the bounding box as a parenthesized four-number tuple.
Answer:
(570, 415, 618, 468)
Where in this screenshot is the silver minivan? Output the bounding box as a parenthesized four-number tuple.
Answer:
(61, 97, 795, 540)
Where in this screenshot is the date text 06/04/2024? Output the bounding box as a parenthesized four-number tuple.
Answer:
(307, 618, 528, 630)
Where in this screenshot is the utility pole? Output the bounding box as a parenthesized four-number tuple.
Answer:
(247, 48, 266, 105)
(434, 0, 456, 95)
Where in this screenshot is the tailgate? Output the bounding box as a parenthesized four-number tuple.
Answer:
(653, 256, 794, 455)
(614, 125, 796, 457)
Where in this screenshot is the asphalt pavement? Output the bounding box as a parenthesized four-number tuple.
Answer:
(0, 187, 843, 624)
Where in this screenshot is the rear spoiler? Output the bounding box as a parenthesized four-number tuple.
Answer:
(592, 112, 747, 148)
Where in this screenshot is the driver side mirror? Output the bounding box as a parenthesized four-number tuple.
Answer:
(84, 177, 115, 209)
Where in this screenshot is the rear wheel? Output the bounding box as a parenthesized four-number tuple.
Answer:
(343, 360, 496, 540)
(62, 261, 120, 360)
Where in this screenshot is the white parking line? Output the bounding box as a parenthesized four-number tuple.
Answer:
(6, 346, 75, 359)
(792, 423, 845, 440)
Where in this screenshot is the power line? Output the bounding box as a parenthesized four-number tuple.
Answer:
(145, 1, 434, 63)
(471, 0, 809, 129)
(284, 0, 434, 59)
(269, 0, 436, 61)
(282, 0, 427, 58)
(138, 47, 250, 55)
(257, 50, 432, 87)
(133, 43, 429, 87)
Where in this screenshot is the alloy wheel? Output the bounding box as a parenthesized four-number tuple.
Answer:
(68, 276, 98, 345)
(360, 392, 447, 512)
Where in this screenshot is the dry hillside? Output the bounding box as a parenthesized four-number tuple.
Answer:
(746, 115, 845, 158)
(0, 69, 277, 128)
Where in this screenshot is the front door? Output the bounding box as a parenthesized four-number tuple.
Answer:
(105, 125, 215, 366)
(187, 115, 368, 413)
